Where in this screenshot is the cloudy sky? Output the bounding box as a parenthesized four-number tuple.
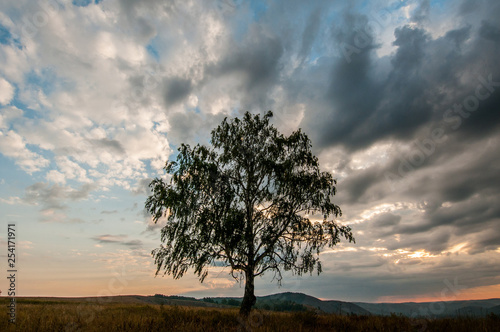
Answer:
(0, 0, 499, 303)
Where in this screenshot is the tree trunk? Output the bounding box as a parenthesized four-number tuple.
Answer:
(239, 270, 256, 317)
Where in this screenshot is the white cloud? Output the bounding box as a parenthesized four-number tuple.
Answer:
(55, 156, 89, 183)
(46, 169, 66, 184)
(0, 77, 14, 105)
(0, 44, 29, 83)
(0, 130, 49, 173)
(0, 196, 23, 205)
(0, 0, 178, 191)
(19, 240, 34, 249)
(0, 106, 23, 129)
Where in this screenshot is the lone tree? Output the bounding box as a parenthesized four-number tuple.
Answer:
(146, 111, 354, 317)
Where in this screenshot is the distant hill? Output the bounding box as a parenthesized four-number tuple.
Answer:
(203, 293, 500, 317)
(353, 298, 500, 317)
(14, 293, 500, 318)
(256, 292, 371, 315)
(489, 305, 500, 315)
(14, 295, 222, 309)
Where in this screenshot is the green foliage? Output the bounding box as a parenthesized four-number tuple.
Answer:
(255, 299, 308, 312)
(146, 111, 354, 311)
(202, 297, 215, 304)
(220, 298, 241, 306)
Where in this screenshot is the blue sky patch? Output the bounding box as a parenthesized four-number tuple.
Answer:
(0, 24, 12, 45)
(0, 23, 21, 48)
(249, 0, 268, 22)
(146, 43, 160, 61)
(25, 67, 74, 97)
(11, 99, 39, 120)
(72, 0, 92, 7)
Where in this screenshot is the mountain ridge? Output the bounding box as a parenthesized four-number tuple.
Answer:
(14, 293, 500, 317)
(204, 292, 500, 317)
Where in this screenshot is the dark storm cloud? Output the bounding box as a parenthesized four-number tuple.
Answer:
(298, 8, 322, 61)
(163, 77, 192, 106)
(297, 3, 500, 252)
(203, 25, 284, 109)
(431, 153, 500, 204)
(338, 137, 500, 236)
(317, 14, 383, 150)
(299, 2, 500, 154)
(459, 0, 480, 15)
(411, 0, 430, 24)
(339, 166, 383, 204)
(479, 20, 500, 42)
(313, 23, 435, 151)
(451, 87, 500, 142)
(427, 198, 500, 234)
(213, 30, 283, 87)
(387, 230, 452, 253)
(471, 230, 500, 254)
(371, 212, 401, 228)
(384, 196, 500, 247)
(445, 25, 471, 48)
(391, 26, 429, 70)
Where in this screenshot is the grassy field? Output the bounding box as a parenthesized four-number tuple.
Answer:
(1, 297, 500, 331)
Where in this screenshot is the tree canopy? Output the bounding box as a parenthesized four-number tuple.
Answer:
(146, 111, 354, 317)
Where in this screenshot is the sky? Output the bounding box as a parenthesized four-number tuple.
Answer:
(0, 0, 499, 303)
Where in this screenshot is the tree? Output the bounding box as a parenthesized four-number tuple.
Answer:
(146, 111, 354, 318)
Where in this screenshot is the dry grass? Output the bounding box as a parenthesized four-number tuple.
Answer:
(1, 298, 499, 331)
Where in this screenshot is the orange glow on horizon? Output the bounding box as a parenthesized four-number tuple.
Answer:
(377, 283, 500, 303)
